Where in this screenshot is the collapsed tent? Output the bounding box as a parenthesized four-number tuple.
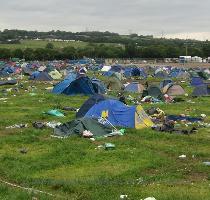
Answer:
(54, 118, 112, 137)
(192, 84, 210, 97)
(0, 80, 17, 86)
(85, 99, 153, 129)
(124, 82, 145, 93)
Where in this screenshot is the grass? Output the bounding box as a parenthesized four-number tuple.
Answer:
(0, 76, 209, 199)
(0, 40, 121, 50)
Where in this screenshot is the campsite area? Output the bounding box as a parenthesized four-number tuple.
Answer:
(0, 61, 210, 200)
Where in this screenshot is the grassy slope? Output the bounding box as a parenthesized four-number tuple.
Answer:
(0, 78, 209, 200)
(0, 40, 89, 50)
(0, 40, 122, 50)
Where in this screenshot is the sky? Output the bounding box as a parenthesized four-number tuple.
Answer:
(0, 0, 210, 40)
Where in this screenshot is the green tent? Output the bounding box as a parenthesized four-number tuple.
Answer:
(54, 118, 112, 137)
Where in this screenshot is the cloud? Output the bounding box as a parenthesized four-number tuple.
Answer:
(0, 0, 210, 40)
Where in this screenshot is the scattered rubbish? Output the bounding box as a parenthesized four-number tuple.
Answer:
(203, 162, 210, 166)
(105, 143, 115, 150)
(179, 155, 187, 159)
(62, 107, 77, 111)
(143, 197, 156, 200)
(82, 130, 93, 138)
(33, 121, 61, 129)
(201, 114, 207, 118)
(120, 194, 128, 199)
(33, 122, 46, 129)
(46, 121, 61, 128)
(20, 148, 28, 154)
(44, 110, 65, 117)
(6, 124, 28, 129)
(0, 98, 8, 101)
(29, 93, 37, 96)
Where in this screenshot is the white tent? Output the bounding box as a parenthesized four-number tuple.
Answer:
(101, 66, 111, 72)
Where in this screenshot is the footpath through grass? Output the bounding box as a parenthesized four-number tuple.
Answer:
(0, 81, 210, 200)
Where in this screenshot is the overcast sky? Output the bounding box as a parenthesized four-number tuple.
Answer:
(0, 0, 210, 40)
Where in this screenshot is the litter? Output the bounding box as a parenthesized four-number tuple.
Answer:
(105, 143, 115, 150)
(179, 155, 187, 159)
(120, 194, 128, 199)
(46, 121, 62, 128)
(82, 130, 93, 138)
(203, 162, 210, 166)
(6, 124, 28, 129)
(44, 110, 65, 117)
(143, 197, 156, 200)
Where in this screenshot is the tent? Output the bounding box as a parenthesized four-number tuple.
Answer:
(143, 85, 163, 100)
(85, 99, 153, 129)
(53, 75, 96, 96)
(52, 73, 77, 94)
(192, 84, 210, 97)
(76, 94, 109, 118)
(164, 84, 185, 96)
(91, 78, 106, 94)
(22, 67, 33, 76)
(29, 72, 53, 81)
(49, 69, 62, 80)
(191, 77, 204, 87)
(106, 77, 124, 91)
(124, 82, 145, 93)
(54, 118, 112, 137)
(101, 66, 111, 72)
(160, 79, 173, 89)
(177, 71, 190, 79)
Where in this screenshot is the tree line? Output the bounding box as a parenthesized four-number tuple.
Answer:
(1, 42, 210, 60)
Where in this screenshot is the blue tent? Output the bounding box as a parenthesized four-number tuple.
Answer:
(124, 82, 145, 93)
(52, 73, 77, 94)
(76, 94, 108, 118)
(85, 99, 136, 128)
(192, 84, 210, 97)
(53, 74, 96, 95)
(29, 71, 40, 80)
(191, 77, 204, 87)
(110, 65, 124, 73)
(160, 79, 173, 88)
(29, 71, 53, 81)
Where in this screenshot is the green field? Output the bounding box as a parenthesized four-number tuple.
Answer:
(0, 40, 122, 50)
(0, 78, 209, 199)
(0, 40, 89, 50)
